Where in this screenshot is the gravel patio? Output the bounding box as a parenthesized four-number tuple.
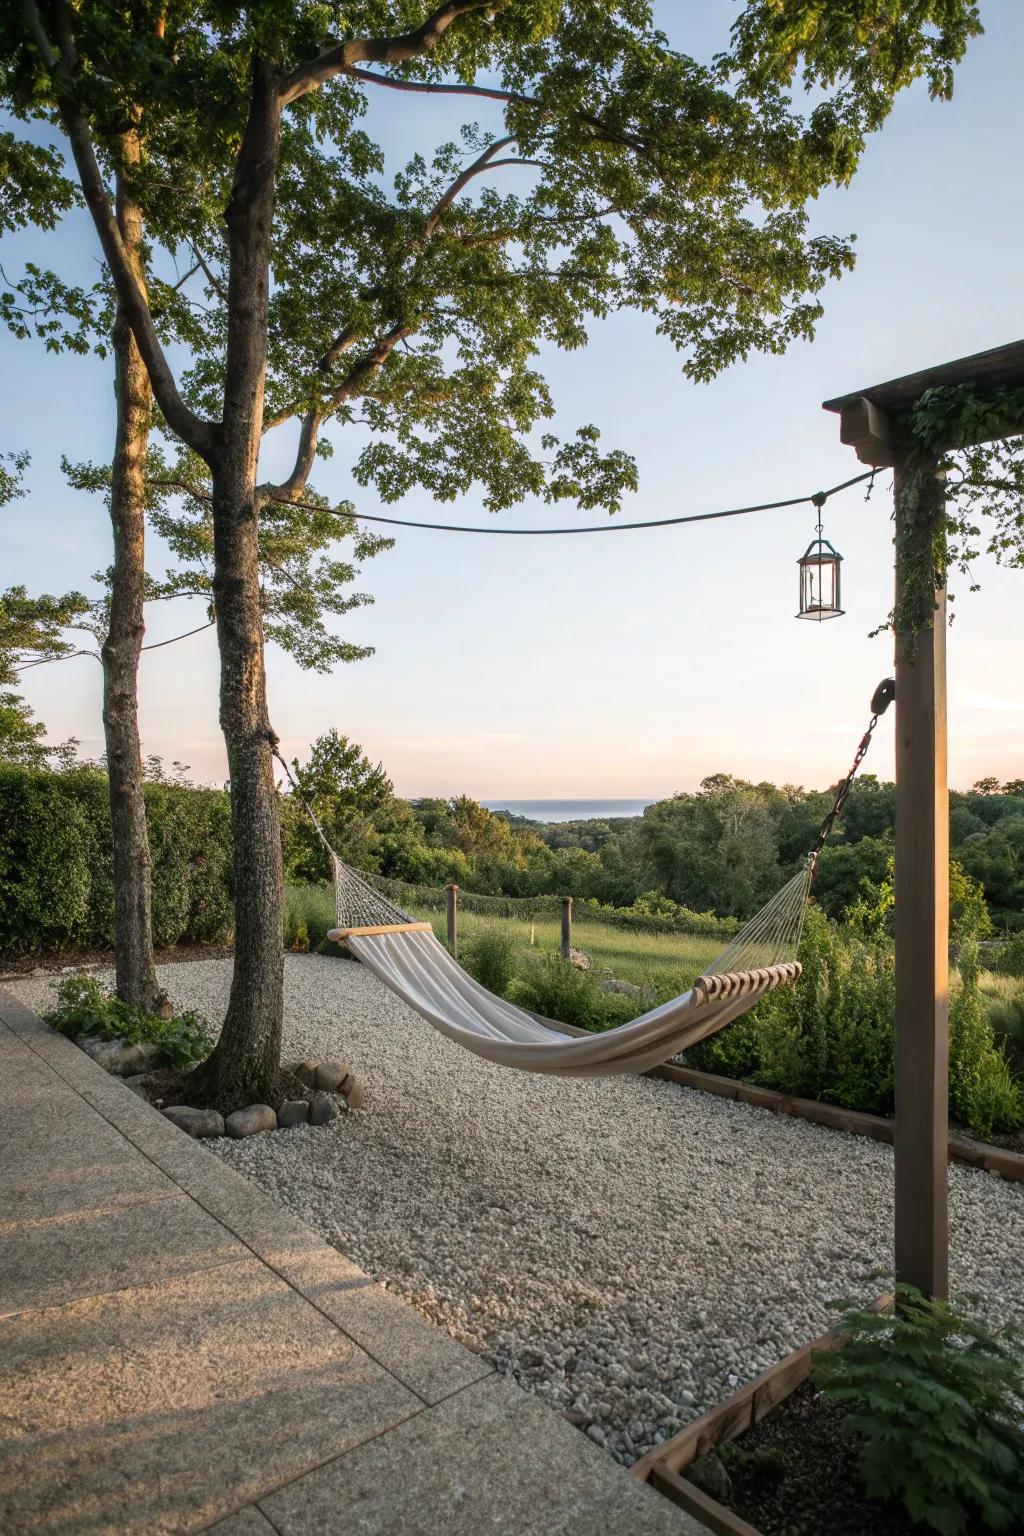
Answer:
(11, 952, 1024, 1468)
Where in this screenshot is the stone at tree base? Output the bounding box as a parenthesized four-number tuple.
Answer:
(163, 1105, 226, 1138)
(117, 1041, 164, 1074)
(79, 1037, 163, 1075)
(314, 1059, 350, 1092)
(289, 1058, 319, 1088)
(123, 1073, 151, 1100)
(686, 1453, 732, 1504)
(309, 1093, 341, 1126)
(277, 1099, 311, 1129)
(341, 1076, 364, 1110)
(225, 1104, 278, 1138)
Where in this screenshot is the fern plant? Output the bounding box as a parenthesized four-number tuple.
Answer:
(814, 1285, 1024, 1535)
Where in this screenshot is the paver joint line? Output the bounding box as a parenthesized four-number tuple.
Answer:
(0, 985, 696, 1536)
(2, 988, 464, 1406)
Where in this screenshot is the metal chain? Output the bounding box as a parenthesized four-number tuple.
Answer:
(810, 678, 896, 864)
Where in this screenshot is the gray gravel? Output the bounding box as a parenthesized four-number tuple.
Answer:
(10, 953, 1024, 1466)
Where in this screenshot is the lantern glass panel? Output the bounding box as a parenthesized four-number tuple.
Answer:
(797, 537, 843, 620)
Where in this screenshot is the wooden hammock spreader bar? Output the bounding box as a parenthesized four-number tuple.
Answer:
(328, 922, 434, 939)
(692, 960, 801, 1003)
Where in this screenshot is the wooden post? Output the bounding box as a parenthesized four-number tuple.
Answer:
(893, 460, 950, 1300)
(444, 883, 459, 957)
(561, 896, 573, 959)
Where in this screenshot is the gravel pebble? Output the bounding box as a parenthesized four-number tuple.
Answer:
(10, 954, 1024, 1467)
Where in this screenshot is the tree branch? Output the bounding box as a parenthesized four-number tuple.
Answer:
(264, 138, 526, 444)
(280, 0, 495, 108)
(269, 320, 414, 501)
(425, 135, 516, 237)
(188, 241, 227, 303)
(20, 0, 218, 462)
(343, 63, 657, 163)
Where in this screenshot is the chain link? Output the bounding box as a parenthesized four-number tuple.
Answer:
(810, 678, 895, 864)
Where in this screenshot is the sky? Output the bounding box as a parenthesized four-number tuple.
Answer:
(3, 2, 1023, 798)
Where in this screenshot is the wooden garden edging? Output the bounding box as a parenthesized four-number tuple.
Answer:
(630, 1294, 894, 1535)
(651, 1062, 1024, 1184)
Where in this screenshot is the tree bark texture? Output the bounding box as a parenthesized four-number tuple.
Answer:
(101, 142, 167, 1016)
(190, 61, 285, 1107)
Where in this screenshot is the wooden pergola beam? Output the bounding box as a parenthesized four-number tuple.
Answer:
(823, 337, 1024, 415)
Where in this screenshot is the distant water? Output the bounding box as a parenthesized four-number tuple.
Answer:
(482, 798, 654, 824)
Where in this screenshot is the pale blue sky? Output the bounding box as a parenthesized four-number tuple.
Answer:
(3, 2, 1023, 795)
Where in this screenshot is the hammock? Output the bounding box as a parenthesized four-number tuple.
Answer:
(325, 858, 810, 1077)
(275, 678, 893, 1079)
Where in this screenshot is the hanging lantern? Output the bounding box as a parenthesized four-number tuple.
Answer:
(797, 493, 844, 621)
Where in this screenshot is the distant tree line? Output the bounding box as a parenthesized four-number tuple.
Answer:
(284, 733, 1024, 933)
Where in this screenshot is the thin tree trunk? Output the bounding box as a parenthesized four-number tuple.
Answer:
(101, 139, 168, 1017)
(188, 60, 285, 1109)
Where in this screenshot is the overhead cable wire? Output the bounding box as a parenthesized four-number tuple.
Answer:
(262, 468, 874, 536)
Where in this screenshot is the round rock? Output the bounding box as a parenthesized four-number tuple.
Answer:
(309, 1093, 341, 1126)
(341, 1075, 365, 1110)
(163, 1105, 225, 1139)
(289, 1058, 319, 1088)
(315, 1059, 350, 1092)
(278, 1099, 311, 1129)
(225, 1103, 277, 1138)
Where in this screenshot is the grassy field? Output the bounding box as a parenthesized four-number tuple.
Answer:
(285, 882, 728, 998)
(285, 880, 1024, 1037)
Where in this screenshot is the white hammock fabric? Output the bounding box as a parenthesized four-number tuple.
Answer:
(328, 861, 811, 1078)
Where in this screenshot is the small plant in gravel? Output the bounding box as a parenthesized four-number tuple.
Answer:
(47, 975, 210, 1068)
(461, 926, 518, 996)
(814, 1285, 1024, 1535)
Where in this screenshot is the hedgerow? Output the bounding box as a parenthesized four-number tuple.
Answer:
(0, 764, 233, 953)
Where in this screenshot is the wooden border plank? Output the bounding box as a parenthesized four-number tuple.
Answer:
(633, 1295, 893, 1536)
(649, 1465, 762, 1536)
(650, 1063, 1024, 1184)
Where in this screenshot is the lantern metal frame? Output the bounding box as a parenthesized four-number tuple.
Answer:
(796, 495, 844, 621)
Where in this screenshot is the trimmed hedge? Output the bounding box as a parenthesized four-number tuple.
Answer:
(0, 765, 234, 953)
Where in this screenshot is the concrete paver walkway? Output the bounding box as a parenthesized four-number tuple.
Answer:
(0, 990, 699, 1535)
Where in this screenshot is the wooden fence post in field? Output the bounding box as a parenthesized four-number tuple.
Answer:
(561, 896, 573, 960)
(445, 883, 459, 956)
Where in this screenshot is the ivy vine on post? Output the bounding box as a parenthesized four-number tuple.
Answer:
(891, 384, 1024, 645)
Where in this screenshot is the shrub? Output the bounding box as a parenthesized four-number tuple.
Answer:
(46, 974, 210, 1068)
(982, 974, 1024, 1074)
(512, 952, 609, 1030)
(461, 926, 519, 996)
(950, 944, 1024, 1138)
(283, 883, 337, 950)
(814, 1285, 1024, 1535)
(0, 764, 234, 953)
(509, 951, 643, 1032)
(0, 766, 95, 948)
(691, 907, 896, 1115)
(691, 911, 1024, 1138)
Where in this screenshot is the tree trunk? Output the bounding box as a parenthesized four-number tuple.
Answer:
(187, 61, 285, 1109)
(101, 145, 167, 1017)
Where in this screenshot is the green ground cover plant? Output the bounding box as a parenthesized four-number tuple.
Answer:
(46, 975, 210, 1068)
(814, 1285, 1024, 1535)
